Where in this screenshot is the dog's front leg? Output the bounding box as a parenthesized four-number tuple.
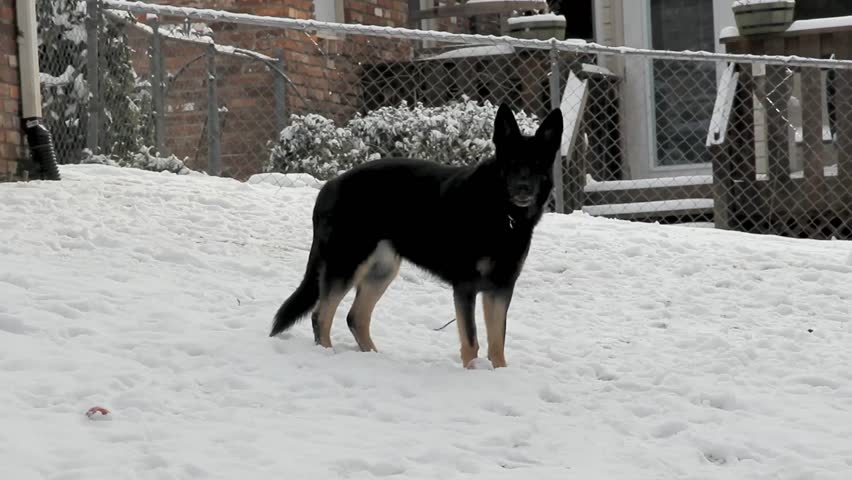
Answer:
(482, 288, 512, 368)
(453, 286, 479, 368)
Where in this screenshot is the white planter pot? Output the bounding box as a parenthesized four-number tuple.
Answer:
(507, 13, 566, 41)
(732, 0, 795, 36)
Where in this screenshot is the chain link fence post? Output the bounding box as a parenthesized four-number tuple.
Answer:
(206, 44, 221, 176)
(148, 14, 166, 156)
(548, 42, 565, 214)
(85, 0, 101, 154)
(273, 48, 288, 134)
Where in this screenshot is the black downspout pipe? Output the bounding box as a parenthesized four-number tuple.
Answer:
(17, 0, 60, 180)
(22, 119, 60, 181)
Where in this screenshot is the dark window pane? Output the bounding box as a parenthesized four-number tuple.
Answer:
(650, 0, 715, 52)
(564, 0, 594, 40)
(794, 1, 852, 20)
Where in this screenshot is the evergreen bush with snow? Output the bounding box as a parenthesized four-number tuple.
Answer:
(38, 0, 154, 164)
(267, 113, 369, 181)
(266, 99, 540, 180)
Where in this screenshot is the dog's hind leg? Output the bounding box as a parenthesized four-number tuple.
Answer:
(346, 243, 400, 352)
(313, 240, 390, 349)
(311, 288, 346, 349)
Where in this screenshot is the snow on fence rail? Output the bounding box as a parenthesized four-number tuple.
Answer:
(103, 0, 852, 69)
(36, 0, 852, 241)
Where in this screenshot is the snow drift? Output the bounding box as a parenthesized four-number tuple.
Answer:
(1, 164, 851, 479)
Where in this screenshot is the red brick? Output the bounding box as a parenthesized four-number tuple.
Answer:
(299, 65, 325, 78)
(0, 67, 16, 84)
(0, 143, 15, 161)
(3, 159, 16, 178)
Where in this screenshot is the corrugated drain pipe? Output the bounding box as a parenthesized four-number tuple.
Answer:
(17, 0, 60, 181)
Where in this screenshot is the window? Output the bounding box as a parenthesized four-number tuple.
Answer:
(794, 1, 852, 20)
(649, 0, 716, 167)
(314, 0, 343, 23)
(546, 0, 594, 41)
(563, 0, 594, 41)
(314, 0, 344, 39)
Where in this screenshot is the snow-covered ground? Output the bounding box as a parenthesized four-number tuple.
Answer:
(2, 165, 852, 479)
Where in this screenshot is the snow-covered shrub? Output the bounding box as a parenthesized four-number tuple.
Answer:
(38, 0, 154, 164)
(266, 113, 372, 180)
(81, 146, 194, 175)
(266, 99, 540, 180)
(349, 99, 539, 167)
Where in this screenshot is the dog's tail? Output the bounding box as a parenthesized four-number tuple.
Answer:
(269, 245, 321, 337)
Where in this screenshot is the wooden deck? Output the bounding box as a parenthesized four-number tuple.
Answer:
(579, 21, 852, 238)
(713, 23, 852, 239)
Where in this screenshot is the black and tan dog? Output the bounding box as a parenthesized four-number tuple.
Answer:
(269, 104, 563, 369)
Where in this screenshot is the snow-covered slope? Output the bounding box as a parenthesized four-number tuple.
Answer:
(1, 165, 851, 479)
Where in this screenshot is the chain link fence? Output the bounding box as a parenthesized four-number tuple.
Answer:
(37, 0, 284, 178)
(37, 0, 852, 240)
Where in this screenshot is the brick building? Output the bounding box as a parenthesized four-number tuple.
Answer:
(0, 0, 21, 181)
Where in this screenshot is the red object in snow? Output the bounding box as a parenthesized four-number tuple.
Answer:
(85, 406, 111, 419)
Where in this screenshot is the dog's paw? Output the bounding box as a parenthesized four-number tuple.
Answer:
(465, 358, 494, 370)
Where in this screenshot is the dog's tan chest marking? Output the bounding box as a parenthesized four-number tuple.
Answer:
(476, 257, 494, 277)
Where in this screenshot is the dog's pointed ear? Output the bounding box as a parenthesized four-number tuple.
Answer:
(493, 103, 521, 147)
(535, 107, 563, 153)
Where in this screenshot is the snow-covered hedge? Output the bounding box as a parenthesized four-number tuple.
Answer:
(267, 113, 368, 180)
(266, 99, 540, 180)
(81, 146, 194, 175)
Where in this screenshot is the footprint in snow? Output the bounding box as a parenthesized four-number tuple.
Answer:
(481, 400, 524, 417)
(651, 420, 688, 438)
(335, 459, 406, 477)
(538, 385, 563, 403)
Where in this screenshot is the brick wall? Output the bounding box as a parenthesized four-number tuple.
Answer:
(0, 0, 21, 181)
(146, 0, 411, 122)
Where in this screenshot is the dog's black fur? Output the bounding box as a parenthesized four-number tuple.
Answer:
(269, 103, 563, 368)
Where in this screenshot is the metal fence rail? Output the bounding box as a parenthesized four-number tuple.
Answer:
(37, 0, 852, 240)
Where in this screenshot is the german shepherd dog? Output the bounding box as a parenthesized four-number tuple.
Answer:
(269, 104, 563, 369)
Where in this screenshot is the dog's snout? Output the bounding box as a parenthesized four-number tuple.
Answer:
(515, 183, 532, 195)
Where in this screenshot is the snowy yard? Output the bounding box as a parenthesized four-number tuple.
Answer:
(2, 165, 852, 479)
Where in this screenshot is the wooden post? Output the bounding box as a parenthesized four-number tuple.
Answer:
(710, 141, 732, 230)
(568, 133, 588, 211)
(557, 69, 589, 213)
(788, 94, 804, 178)
(732, 64, 758, 231)
(707, 62, 740, 231)
(799, 35, 826, 210)
(734, 65, 757, 182)
(834, 32, 852, 191)
(764, 38, 794, 235)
